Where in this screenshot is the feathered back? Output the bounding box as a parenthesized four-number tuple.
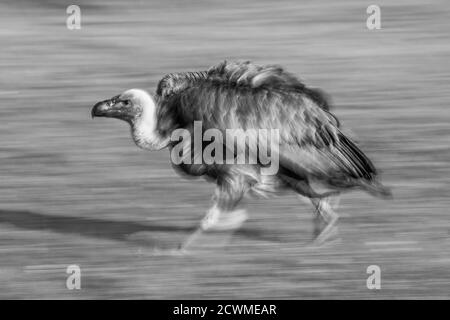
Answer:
(156, 60, 331, 111)
(207, 60, 305, 91)
(156, 71, 208, 99)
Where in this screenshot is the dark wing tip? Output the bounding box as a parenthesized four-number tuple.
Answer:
(335, 133, 378, 181)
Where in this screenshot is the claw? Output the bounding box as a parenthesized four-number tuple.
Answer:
(180, 209, 248, 251)
(311, 195, 340, 244)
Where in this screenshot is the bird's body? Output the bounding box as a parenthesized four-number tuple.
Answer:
(92, 60, 391, 248)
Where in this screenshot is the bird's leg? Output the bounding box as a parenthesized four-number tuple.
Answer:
(179, 203, 222, 251)
(288, 176, 340, 243)
(180, 175, 249, 251)
(201, 206, 248, 231)
(312, 199, 325, 238)
(208, 173, 249, 231)
(179, 204, 247, 252)
(311, 195, 340, 244)
(200, 204, 222, 230)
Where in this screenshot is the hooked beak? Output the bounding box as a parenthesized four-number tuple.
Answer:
(91, 99, 112, 118)
(91, 95, 133, 121)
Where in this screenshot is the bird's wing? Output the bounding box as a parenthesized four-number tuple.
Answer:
(156, 70, 208, 99)
(156, 60, 330, 109)
(156, 61, 376, 181)
(155, 61, 333, 132)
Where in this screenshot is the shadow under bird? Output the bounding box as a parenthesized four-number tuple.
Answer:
(91, 60, 391, 250)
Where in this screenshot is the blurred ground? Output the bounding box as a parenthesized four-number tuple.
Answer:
(0, 0, 449, 299)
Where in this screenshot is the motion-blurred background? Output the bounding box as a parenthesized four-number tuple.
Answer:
(0, 0, 449, 299)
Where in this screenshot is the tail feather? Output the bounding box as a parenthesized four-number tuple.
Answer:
(359, 179, 393, 199)
(335, 133, 377, 181)
(333, 133, 392, 199)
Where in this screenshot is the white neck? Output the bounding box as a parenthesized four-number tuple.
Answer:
(130, 92, 169, 150)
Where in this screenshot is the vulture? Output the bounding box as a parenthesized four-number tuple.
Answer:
(91, 60, 391, 249)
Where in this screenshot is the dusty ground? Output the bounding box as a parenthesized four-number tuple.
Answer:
(0, 0, 449, 299)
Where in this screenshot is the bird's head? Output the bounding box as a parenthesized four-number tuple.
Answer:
(91, 88, 155, 123)
(92, 89, 170, 150)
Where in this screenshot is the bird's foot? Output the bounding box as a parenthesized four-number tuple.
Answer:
(180, 209, 248, 252)
(203, 209, 248, 231)
(313, 217, 339, 245)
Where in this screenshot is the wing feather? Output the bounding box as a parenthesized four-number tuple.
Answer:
(156, 61, 377, 182)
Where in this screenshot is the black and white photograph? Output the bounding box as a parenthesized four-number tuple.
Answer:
(0, 0, 449, 303)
